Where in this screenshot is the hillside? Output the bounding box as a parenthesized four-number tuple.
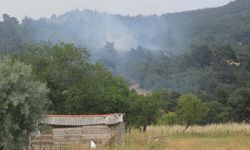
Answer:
(0, 0, 249, 93)
(0, 0, 250, 53)
(22, 0, 250, 52)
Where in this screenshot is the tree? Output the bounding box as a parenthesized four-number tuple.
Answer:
(65, 64, 130, 115)
(213, 45, 238, 63)
(96, 41, 118, 71)
(0, 56, 49, 149)
(214, 84, 231, 105)
(164, 91, 180, 112)
(0, 14, 23, 55)
(211, 46, 238, 84)
(15, 42, 90, 113)
(177, 93, 208, 131)
(15, 42, 130, 115)
(127, 90, 165, 132)
(190, 45, 213, 67)
(228, 88, 250, 122)
(205, 101, 232, 123)
(157, 112, 179, 125)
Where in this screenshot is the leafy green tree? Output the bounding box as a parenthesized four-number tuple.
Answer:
(0, 14, 23, 55)
(65, 65, 130, 114)
(127, 90, 165, 132)
(228, 88, 250, 122)
(213, 45, 238, 63)
(0, 56, 49, 149)
(15, 42, 90, 113)
(177, 93, 208, 131)
(164, 91, 180, 112)
(96, 42, 118, 71)
(209, 46, 238, 84)
(125, 91, 144, 131)
(157, 112, 179, 125)
(190, 45, 213, 67)
(205, 101, 232, 123)
(238, 53, 250, 71)
(214, 84, 232, 105)
(15, 42, 130, 115)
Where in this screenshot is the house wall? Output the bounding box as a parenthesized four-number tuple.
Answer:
(31, 134, 53, 150)
(31, 123, 125, 149)
(109, 123, 126, 145)
(53, 125, 111, 145)
(52, 123, 125, 145)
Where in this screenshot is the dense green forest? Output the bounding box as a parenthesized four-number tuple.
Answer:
(0, 0, 250, 149)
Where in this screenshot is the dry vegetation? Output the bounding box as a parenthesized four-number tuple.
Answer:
(53, 123, 250, 150)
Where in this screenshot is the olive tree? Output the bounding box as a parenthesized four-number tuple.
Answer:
(0, 56, 49, 149)
(177, 93, 208, 131)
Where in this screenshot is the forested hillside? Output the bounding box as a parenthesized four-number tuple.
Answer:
(1, 0, 250, 53)
(0, 0, 249, 91)
(0, 0, 249, 93)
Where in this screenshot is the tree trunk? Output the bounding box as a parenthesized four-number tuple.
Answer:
(28, 133, 31, 150)
(143, 125, 147, 132)
(183, 121, 190, 132)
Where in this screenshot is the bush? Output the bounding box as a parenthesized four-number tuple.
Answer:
(157, 112, 180, 125)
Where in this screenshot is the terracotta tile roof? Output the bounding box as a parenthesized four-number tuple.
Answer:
(40, 113, 124, 126)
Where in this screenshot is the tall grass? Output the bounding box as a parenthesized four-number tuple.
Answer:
(53, 123, 250, 150)
(147, 123, 250, 137)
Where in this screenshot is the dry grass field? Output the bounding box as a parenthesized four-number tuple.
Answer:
(53, 123, 250, 150)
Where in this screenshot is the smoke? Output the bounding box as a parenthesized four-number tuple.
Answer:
(24, 10, 176, 52)
(18, 9, 198, 92)
(100, 16, 138, 50)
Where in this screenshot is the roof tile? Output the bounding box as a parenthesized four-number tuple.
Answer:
(41, 113, 124, 126)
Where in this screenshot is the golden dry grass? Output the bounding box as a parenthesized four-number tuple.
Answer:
(52, 123, 250, 150)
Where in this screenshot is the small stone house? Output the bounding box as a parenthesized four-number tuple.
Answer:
(31, 113, 125, 149)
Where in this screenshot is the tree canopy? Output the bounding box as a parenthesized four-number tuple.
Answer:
(0, 56, 49, 149)
(177, 93, 208, 130)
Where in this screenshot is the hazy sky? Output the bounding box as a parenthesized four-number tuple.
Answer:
(0, 0, 234, 20)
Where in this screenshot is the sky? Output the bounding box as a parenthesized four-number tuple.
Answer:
(0, 0, 235, 20)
